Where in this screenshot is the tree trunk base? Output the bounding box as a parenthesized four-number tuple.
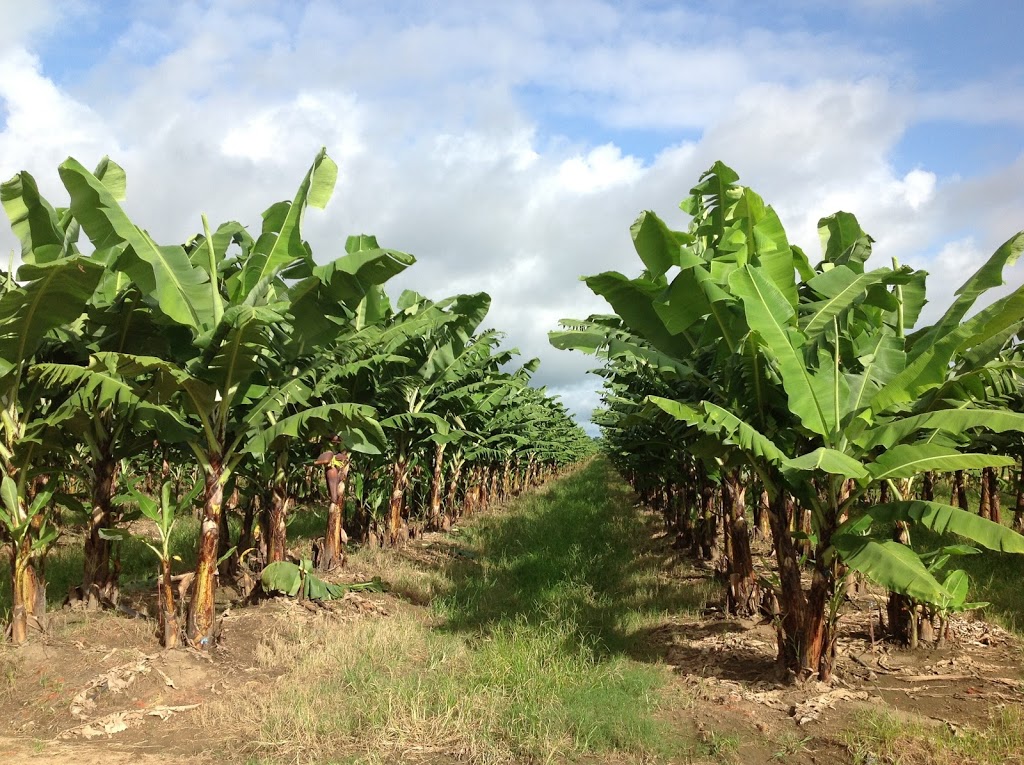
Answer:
(727, 573, 761, 618)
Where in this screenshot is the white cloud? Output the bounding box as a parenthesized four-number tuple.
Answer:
(899, 169, 936, 210)
(220, 92, 365, 165)
(917, 81, 1024, 125)
(0, 46, 118, 191)
(552, 144, 644, 194)
(0, 0, 58, 50)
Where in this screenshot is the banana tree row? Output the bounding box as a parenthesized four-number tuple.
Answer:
(0, 149, 591, 647)
(553, 161, 1024, 681)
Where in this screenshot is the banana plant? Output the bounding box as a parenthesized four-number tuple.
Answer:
(312, 445, 353, 571)
(555, 160, 1024, 680)
(57, 149, 391, 647)
(0, 164, 114, 641)
(102, 477, 203, 648)
(0, 478, 58, 640)
(660, 222, 1024, 677)
(367, 292, 491, 544)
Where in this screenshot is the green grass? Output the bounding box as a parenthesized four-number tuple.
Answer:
(209, 458, 706, 763)
(938, 545, 1024, 633)
(436, 459, 711, 655)
(844, 707, 1024, 765)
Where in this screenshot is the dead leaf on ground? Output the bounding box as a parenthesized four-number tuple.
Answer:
(70, 658, 152, 719)
(60, 704, 200, 740)
(792, 689, 870, 725)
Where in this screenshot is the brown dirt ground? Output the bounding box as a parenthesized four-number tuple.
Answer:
(2, 514, 1023, 764)
(636, 519, 1024, 764)
(0, 569, 400, 763)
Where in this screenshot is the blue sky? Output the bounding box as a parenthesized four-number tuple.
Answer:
(2, 0, 1023, 427)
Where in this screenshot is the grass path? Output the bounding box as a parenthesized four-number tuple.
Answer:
(213, 458, 711, 764)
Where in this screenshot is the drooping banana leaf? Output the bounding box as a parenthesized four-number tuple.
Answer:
(59, 157, 215, 333)
(865, 443, 1014, 481)
(0, 257, 105, 377)
(838, 500, 1024, 553)
(832, 534, 953, 604)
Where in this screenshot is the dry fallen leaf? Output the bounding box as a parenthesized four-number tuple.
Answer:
(70, 658, 152, 719)
(792, 689, 869, 725)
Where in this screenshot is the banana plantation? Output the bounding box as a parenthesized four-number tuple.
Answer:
(5, 144, 1024, 717)
(552, 161, 1024, 682)
(0, 149, 592, 648)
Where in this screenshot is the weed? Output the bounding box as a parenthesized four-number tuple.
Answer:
(771, 731, 813, 759)
(697, 728, 740, 762)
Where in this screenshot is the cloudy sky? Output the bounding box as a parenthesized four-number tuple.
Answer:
(2, 1, 1023, 428)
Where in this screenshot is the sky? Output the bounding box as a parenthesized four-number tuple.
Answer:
(2, 0, 1023, 431)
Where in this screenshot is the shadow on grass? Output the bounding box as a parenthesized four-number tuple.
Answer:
(435, 458, 717, 661)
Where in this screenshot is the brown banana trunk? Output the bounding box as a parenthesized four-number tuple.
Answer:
(721, 479, 733, 570)
(82, 456, 120, 608)
(11, 533, 46, 644)
(500, 461, 511, 501)
(464, 466, 480, 517)
(446, 457, 463, 521)
(988, 467, 1001, 525)
(186, 458, 224, 649)
(428, 442, 446, 529)
(886, 520, 914, 645)
(478, 467, 489, 510)
(237, 491, 260, 566)
(482, 467, 492, 509)
(318, 450, 352, 571)
(677, 482, 694, 548)
(701, 482, 719, 562)
(754, 487, 771, 540)
(767, 491, 835, 681)
(1013, 467, 1024, 533)
(267, 483, 290, 563)
(951, 470, 968, 508)
(724, 471, 758, 617)
(159, 556, 179, 649)
(920, 471, 934, 501)
(266, 453, 293, 564)
(979, 467, 992, 519)
(798, 506, 813, 558)
(388, 452, 410, 546)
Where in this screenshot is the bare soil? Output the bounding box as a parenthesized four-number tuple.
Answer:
(637, 521, 1024, 764)
(0, 575, 398, 763)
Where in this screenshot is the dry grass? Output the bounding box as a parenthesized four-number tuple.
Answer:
(843, 706, 1024, 765)
(0, 648, 19, 701)
(345, 545, 449, 607)
(45, 609, 158, 646)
